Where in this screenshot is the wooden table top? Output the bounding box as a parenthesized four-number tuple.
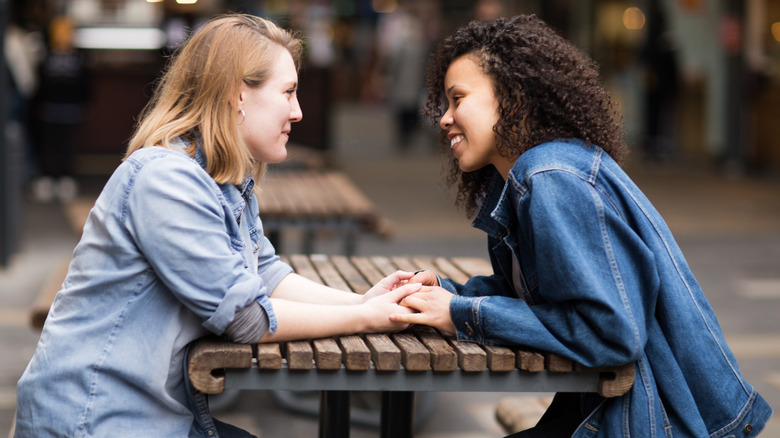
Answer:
(188, 254, 635, 398)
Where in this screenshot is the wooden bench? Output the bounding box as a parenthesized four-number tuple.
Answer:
(29, 257, 71, 330)
(258, 170, 392, 255)
(188, 255, 635, 438)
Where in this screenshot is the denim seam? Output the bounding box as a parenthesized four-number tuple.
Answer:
(75, 270, 149, 436)
(709, 390, 757, 438)
(637, 357, 657, 438)
(606, 165, 751, 394)
(591, 183, 642, 359)
(471, 296, 486, 343)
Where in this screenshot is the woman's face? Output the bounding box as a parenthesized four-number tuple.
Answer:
(440, 55, 514, 178)
(237, 47, 302, 163)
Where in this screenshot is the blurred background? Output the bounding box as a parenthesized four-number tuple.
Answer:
(1, 0, 780, 437)
(2, 0, 780, 262)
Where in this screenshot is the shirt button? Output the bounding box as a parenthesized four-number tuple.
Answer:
(744, 424, 753, 435)
(207, 430, 215, 436)
(464, 322, 475, 338)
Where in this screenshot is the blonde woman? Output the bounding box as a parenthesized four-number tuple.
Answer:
(15, 14, 419, 438)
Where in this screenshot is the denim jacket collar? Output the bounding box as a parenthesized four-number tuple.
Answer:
(471, 166, 512, 239)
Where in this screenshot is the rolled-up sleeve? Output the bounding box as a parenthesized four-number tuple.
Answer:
(123, 153, 285, 334)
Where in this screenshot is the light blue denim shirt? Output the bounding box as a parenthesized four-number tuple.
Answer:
(15, 137, 292, 437)
(444, 139, 772, 437)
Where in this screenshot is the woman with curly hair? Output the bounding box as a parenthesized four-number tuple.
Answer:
(391, 15, 772, 437)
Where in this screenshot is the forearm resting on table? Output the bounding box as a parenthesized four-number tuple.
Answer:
(271, 273, 362, 305)
(257, 298, 384, 342)
(258, 278, 422, 342)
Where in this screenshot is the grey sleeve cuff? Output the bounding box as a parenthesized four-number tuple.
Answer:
(223, 301, 269, 343)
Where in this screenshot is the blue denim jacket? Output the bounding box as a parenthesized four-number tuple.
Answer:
(444, 139, 772, 437)
(15, 138, 292, 437)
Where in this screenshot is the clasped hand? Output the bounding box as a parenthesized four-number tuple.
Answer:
(386, 270, 457, 335)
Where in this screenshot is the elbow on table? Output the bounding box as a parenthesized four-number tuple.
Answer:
(572, 320, 645, 368)
(587, 330, 645, 368)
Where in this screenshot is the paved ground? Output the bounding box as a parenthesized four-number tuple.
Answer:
(1, 103, 779, 436)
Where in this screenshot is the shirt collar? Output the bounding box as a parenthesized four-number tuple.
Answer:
(175, 134, 255, 199)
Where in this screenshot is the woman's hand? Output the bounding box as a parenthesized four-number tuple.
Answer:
(361, 282, 422, 332)
(390, 269, 440, 290)
(362, 270, 415, 302)
(409, 270, 440, 287)
(390, 286, 456, 335)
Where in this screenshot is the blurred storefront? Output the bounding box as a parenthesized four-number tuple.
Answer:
(2, 0, 780, 265)
(5, 0, 780, 168)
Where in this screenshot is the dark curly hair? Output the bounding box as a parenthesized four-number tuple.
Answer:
(423, 15, 628, 216)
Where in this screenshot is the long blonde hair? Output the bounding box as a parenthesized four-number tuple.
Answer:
(126, 14, 302, 187)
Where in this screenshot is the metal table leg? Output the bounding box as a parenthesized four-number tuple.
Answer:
(380, 391, 414, 438)
(319, 391, 350, 438)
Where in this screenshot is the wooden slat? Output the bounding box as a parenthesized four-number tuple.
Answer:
(391, 332, 431, 371)
(287, 254, 321, 283)
(331, 255, 371, 294)
(255, 343, 283, 370)
(451, 257, 494, 277)
(597, 363, 635, 397)
(338, 335, 371, 370)
(286, 341, 314, 370)
(260, 172, 298, 216)
(390, 256, 417, 273)
(63, 198, 93, 238)
(290, 172, 329, 219)
(350, 256, 385, 285)
(187, 338, 253, 394)
(413, 326, 457, 371)
(410, 257, 436, 272)
(313, 338, 343, 370)
(310, 254, 350, 291)
(257, 177, 284, 217)
(545, 353, 574, 372)
(364, 333, 402, 371)
(575, 362, 636, 398)
(325, 172, 377, 228)
(306, 172, 347, 218)
(30, 257, 71, 330)
(432, 257, 470, 284)
(369, 256, 397, 277)
(516, 349, 545, 372)
(482, 345, 517, 372)
(445, 335, 487, 372)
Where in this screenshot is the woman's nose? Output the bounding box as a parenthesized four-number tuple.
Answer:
(440, 109, 453, 130)
(291, 96, 303, 122)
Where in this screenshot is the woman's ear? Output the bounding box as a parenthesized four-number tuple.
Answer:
(234, 82, 249, 108)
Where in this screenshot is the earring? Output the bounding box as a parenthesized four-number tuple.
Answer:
(239, 109, 246, 125)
